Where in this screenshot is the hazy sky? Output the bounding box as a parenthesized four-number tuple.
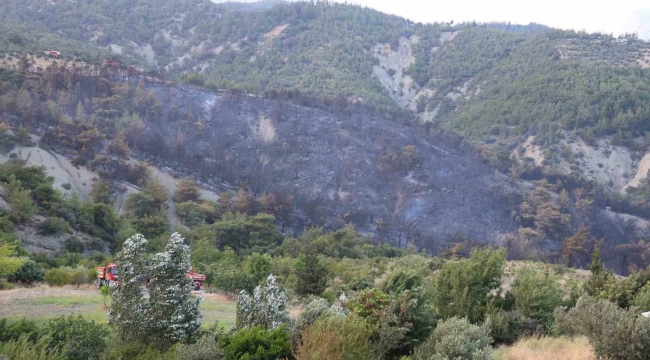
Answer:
(341, 0, 650, 39)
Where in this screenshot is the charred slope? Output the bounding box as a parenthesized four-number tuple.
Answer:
(129, 83, 524, 248)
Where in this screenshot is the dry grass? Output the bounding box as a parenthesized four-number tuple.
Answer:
(495, 336, 594, 360)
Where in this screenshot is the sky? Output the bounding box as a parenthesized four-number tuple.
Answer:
(213, 0, 650, 39)
(340, 0, 650, 39)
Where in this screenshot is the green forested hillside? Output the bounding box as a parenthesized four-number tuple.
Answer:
(2, 0, 650, 147)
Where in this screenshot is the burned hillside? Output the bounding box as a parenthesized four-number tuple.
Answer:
(126, 83, 524, 248)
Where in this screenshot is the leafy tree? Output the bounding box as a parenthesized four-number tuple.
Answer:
(381, 269, 438, 355)
(510, 267, 563, 331)
(8, 260, 44, 285)
(176, 201, 206, 227)
(5, 178, 37, 223)
(412, 317, 493, 360)
(38, 217, 71, 236)
(132, 215, 168, 240)
(147, 233, 202, 348)
(236, 274, 289, 330)
(42, 315, 109, 360)
(109, 234, 150, 344)
(244, 253, 273, 284)
(432, 248, 506, 323)
(124, 178, 168, 217)
(90, 181, 112, 204)
(175, 179, 201, 203)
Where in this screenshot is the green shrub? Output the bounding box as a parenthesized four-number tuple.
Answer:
(432, 248, 506, 323)
(412, 317, 493, 360)
(42, 315, 109, 360)
(556, 296, 650, 360)
(210, 265, 256, 295)
(63, 236, 86, 253)
(294, 314, 373, 360)
(0, 318, 40, 343)
(103, 342, 176, 360)
(132, 215, 168, 239)
(8, 260, 44, 285)
(61, 183, 72, 190)
(632, 283, 650, 312)
(0, 335, 64, 360)
(487, 309, 538, 345)
(510, 267, 563, 331)
(0, 215, 13, 232)
(0, 280, 15, 290)
(219, 325, 293, 360)
(38, 217, 71, 236)
(175, 335, 222, 360)
(43, 268, 73, 286)
(244, 253, 272, 284)
(176, 201, 205, 227)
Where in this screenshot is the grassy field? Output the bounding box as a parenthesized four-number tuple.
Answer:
(495, 336, 594, 360)
(0, 285, 240, 329)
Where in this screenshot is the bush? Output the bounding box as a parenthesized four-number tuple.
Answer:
(412, 317, 493, 360)
(8, 260, 44, 285)
(510, 267, 563, 331)
(294, 314, 373, 360)
(632, 283, 650, 312)
(0, 215, 13, 232)
(0, 335, 64, 360)
(433, 248, 506, 323)
(0, 280, 15, 290)
(103, 342, 175, 360)
(0, 318, 40, 343)
(555, 296, 650, 360)
(42, 315, 109, 360)
(244, 253, 273, 284)
(219, 325, 293, 360)
(487, 309, 538, 345)
(43, 268, 73, 286)
(175, 180, 201, 203)
(132, 215, 168, 240)
(210, 265, 256, 295)
(175, 335, 222, 360)
(38, 217, 71, 236)
(63, 236, 86, 253)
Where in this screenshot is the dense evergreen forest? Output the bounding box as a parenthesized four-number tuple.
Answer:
(2, 0, 650, 149)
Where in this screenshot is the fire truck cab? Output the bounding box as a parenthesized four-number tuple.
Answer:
(97, 263, 119, 287)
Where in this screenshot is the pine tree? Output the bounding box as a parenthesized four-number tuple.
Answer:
(236, 274, 289, 330)
(294, 246, 328, 297)
(584, 246, 610, 297)
(109, 234, 149, 343)
(147, 233, 202, 348)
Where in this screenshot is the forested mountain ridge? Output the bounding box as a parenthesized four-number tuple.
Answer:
(2, 0, 650, 273)
(3, 1, 650, 190)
